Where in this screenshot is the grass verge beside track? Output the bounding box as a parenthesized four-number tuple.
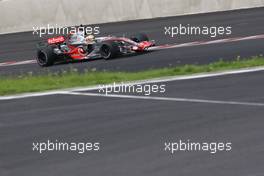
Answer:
(1, 56, 264, 96)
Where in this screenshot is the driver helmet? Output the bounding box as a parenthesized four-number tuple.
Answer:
(86, 35, 95, 44)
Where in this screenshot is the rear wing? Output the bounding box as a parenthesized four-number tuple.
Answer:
(36, 36, 66, 50)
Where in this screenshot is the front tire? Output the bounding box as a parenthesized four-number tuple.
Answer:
(130, 33, 149, 43)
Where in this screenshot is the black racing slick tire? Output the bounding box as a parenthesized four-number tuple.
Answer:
(130, 33, 149, 43)
(100, 41, 120, 60)
(36, 45, 57, 67)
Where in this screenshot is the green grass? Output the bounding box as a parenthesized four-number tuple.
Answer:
(1, 56, 264, 96)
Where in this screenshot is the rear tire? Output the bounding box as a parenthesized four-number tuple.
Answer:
(130, 33, 149, 43)
(100, 41, 120, 60)
(36, 45, 57, 67)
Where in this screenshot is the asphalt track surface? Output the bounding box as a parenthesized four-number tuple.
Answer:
(0, 7, 264, 75)
(1, 7, 264, 176)
(1, 70, 264, 176)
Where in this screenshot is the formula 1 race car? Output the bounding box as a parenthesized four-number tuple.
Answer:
(36, 33, 155, 67)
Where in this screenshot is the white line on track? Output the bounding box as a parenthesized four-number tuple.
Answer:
(71, 66, 264, 92)
(1, 34, 264, 67)
(1, 66, 264, 100)
(148, 34, 264, 51)
(0, 91, 67, 100)
(0, 59, 36, 67)
(63, 92, 264, 107)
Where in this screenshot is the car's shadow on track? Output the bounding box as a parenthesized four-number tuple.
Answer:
(54, 51, 154, 66)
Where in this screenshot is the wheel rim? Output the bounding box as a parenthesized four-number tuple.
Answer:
(37, 51, 47, 65)
(101, 45, 111, 58)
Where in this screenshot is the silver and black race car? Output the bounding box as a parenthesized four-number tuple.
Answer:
(36, 33, 155, 67)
